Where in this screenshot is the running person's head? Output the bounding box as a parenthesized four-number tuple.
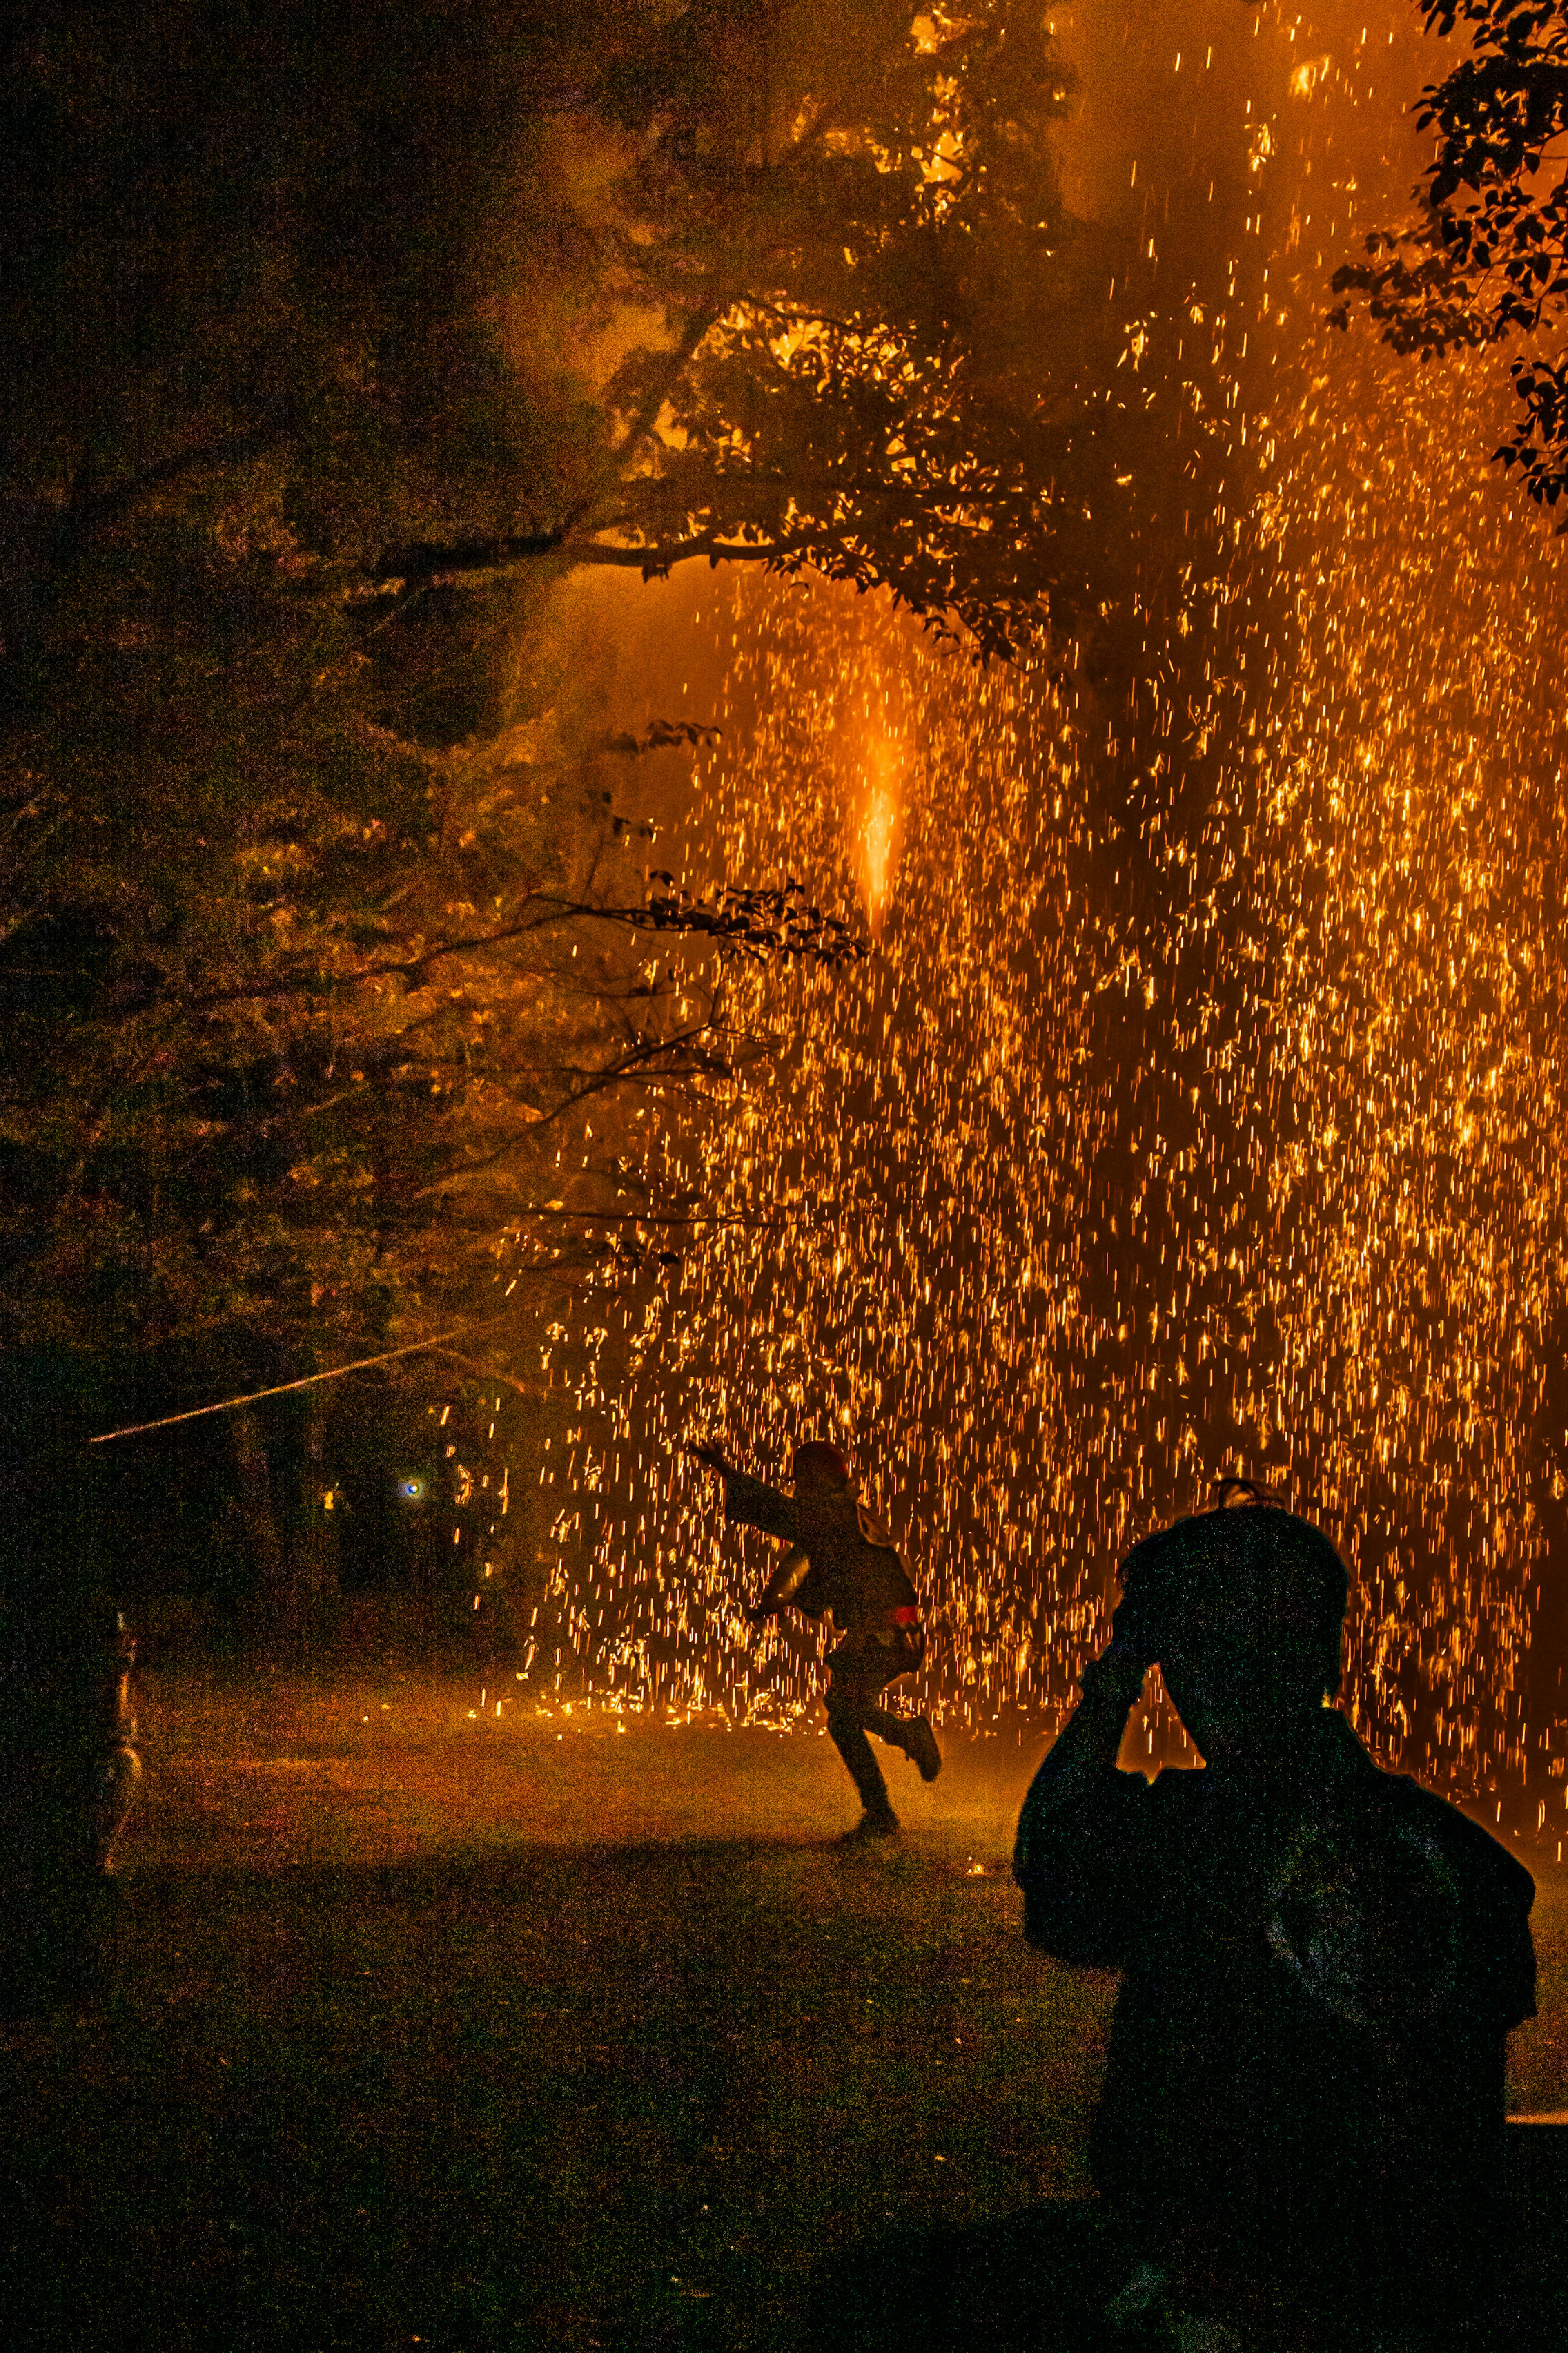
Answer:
(791, 1439, 853, 1494)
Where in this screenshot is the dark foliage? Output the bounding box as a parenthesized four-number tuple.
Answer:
(0, 6, 875, 1380)
(1329, 0, 1568, 510)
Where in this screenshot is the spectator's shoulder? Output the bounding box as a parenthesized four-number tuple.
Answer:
(1148, 1760, 1209, 1805)
(1377, 1764, 1535, 1907)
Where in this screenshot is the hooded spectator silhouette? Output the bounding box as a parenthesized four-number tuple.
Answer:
(693, 1438, 941, 1839)
(1014, 1479, 1536, 2351)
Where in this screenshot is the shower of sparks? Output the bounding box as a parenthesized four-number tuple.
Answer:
(478, 1, 1568, 1832)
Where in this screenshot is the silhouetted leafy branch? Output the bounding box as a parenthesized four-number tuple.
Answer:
(1330, 0, 1568, 510)
(176, 868, 865, 1018)
(608, 878, 869, 966)
(596, 720, 722, 756)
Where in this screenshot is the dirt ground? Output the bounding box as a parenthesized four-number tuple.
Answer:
(2, 1671, 1565, 2352)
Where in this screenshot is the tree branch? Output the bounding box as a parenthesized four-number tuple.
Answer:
(403, 1018, 734, 1197)
(611, 304, 726, 462)
(362, 523, 575, 589)
(563, 531, 822, 571)
(70, 426, 296, 531)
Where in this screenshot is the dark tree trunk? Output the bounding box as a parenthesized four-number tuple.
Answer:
(231, 1405, 294, 1659)
(295, 1389, 340, 1637)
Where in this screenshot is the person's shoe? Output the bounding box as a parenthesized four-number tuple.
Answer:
(837, 1807, 900, 1844)
(904, 1717, 942, 1782)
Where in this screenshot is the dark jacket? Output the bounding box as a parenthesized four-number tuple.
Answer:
(716, 1470, 918, 1633)
(1016, 1707, 1536, 2324)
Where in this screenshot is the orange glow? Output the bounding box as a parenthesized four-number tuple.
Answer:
(859, 743, 902, 935)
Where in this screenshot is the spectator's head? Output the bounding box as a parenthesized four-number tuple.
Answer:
(1120, 1482, 1348, 1766)
(791, 1440, 853, 1494)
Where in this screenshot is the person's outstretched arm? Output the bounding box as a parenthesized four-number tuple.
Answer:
(689, 1447, 798, 1544)
(691, 1448, 812, 1621)
(1013, 1628, 1150, 1967)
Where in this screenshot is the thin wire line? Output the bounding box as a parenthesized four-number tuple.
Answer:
(430, 1347, 535, 1398)
(88, 1330, 470, 1444)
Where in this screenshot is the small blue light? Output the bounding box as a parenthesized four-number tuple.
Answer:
(398, 1475, 428, 1503)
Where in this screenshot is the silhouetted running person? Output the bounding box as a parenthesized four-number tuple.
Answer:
(1014, 1480, 1537, 2353)
(693, 1439, 941, 1839)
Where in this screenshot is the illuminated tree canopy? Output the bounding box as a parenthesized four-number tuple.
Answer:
(1330, 0, 1568, 510)
(373, 0, 1144, 662)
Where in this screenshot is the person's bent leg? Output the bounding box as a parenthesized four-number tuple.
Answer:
(861, 1678, 943, 1782)
(825, 1666, 899, 1835)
